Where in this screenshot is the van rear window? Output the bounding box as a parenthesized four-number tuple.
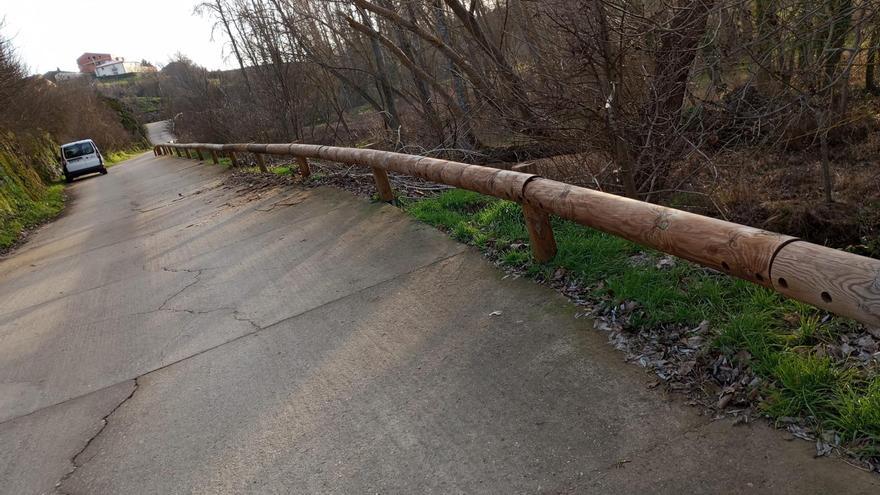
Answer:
(63, 142, 95, 159)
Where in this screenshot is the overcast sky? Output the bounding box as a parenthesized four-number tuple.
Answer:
(2, 0, 233, 73)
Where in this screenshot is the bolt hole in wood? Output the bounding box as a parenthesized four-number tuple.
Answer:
(778, 278, 788, 289)
(721, 261, 730, 271)
(755, 273, 764, 282)
(821, 291, 833, 303)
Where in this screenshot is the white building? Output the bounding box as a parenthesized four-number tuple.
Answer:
(94, 60, 151, 78)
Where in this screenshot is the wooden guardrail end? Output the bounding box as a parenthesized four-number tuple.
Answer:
(771, 241, 880, 327)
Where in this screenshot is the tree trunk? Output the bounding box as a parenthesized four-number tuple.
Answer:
(592, 0, 637, 198)
(357, 8, 402, 136)
(638, 0, 717, 198)
(442, 0, 539, 128)
(380, 0, 445, 144)
(867, 22, 879, 93)
(818, 110, 834, 204)
(432, 0, 471, 116)
(212, 0, 251, 91)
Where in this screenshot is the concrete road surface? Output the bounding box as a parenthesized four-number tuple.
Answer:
(1, 144, 877, 493)
(145, 120, 175, 145)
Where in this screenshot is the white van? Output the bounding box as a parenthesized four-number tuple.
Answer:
(60, 139, 107, 183)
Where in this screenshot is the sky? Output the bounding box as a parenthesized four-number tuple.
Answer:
(1, 0, 233, 73)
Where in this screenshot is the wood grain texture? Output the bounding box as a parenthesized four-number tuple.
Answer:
(246, 144, 269, 154)
(297, 156, 311, 178)
(772, 242, 880, 327)
(522, 203, 557, 263)
(522, 178, 795, 287)
(265, 144, 291, 155)
(372, 167, 395, 202)
(278, 146, 537, 202)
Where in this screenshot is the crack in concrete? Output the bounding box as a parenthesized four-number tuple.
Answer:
(1, 254, 223, 327)
(53, 378, 140, 494)
(0, 267, 219, 330)
(158, 269, 204, 311)
(0, 251, 466, 427)
(578, 416, 714, 484)
(0, 186, 234, 275)
(232, 310, 262, 331)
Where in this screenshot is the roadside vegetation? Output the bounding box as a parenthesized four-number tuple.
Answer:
(403, 188, 880, 467)
(0, 26, 148, 249)
(0, 137, 65, 249)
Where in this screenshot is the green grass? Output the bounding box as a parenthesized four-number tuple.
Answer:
(199, 155, 232, 168)
(404, 189, 880, 457)
(105, 149, 146, 166)
(127, 96, 162, 115)
(0, 184, 65, 249)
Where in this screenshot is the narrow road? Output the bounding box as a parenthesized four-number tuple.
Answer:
(145, 120, 174, 145)
(0, 144, 877, 493)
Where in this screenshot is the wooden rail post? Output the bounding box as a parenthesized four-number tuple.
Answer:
(522, 203, 557, 263)
(228, 151, 239, 167)
(175, 148, 183, 157)
(195, 148, 205, 161)
(372, 167, 394, 202)
(184, 148, 192, 159)
(210, 150, 219, 164)
(296, 156, 311, 178)
(255, 153, 269, 173)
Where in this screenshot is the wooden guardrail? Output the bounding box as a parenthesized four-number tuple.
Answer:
(153, 142, 880, 328)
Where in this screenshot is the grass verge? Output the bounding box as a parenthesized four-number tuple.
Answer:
(105, 148, 147, 167)
(403, 189, 880, 463)
(0, 183, 65, 250)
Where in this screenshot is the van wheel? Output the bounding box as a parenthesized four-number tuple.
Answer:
(100, 167, 108, 175)
(64, 174, 73, 183)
